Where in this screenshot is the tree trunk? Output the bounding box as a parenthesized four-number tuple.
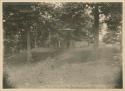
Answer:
(120, 30, 122, 52)
(88, 38, 90, 46)
(48, 31, 51, 47)
(87, 30, 90, 46)
(67, 40, 70, 48)
(34, 37, 37, 48)
(34, 26, 38, 48)
(27, 30, 32, 61)
(66, 31, 70, 48)
(93, 4, 99, 49)
(93, 4, 100, 59)
(58, 40, 61, 48)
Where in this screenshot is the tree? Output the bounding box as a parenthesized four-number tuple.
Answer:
(85, 3, 122, 49)
(3, 2, 122, 56)
(3, 3, 39, 61)
(57, 2, 90, 48)
(93, 4, 99, 49)
(3, 2, 58, 60)
(103, 3, 122, 50)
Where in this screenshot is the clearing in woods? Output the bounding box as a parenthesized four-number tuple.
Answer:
(5, 45, 122, 88)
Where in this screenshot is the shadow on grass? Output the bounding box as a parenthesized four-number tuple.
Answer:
(115, 70, 123, 89)
(5, 48, 65, 66)
(3, 71, 15, 89)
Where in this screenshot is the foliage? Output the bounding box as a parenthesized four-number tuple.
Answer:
(3, 2, 122, 56)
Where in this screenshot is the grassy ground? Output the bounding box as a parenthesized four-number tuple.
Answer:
(4, 45, 122, 88)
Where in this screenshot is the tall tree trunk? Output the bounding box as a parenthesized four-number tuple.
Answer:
(27, 30, 32, 61)
(34, 27, 38, 48)
(93, 4, 99, 59)
(93, 4, 99, 49)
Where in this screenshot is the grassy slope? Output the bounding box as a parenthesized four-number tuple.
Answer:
(4, 46, 122, 88)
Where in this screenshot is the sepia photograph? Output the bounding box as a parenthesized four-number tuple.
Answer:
(2, 1, 123, 89)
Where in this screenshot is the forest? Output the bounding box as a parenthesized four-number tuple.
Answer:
(3, 2, 123, 88)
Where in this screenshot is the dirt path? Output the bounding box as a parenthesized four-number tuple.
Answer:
(6, 47, 122, 88)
